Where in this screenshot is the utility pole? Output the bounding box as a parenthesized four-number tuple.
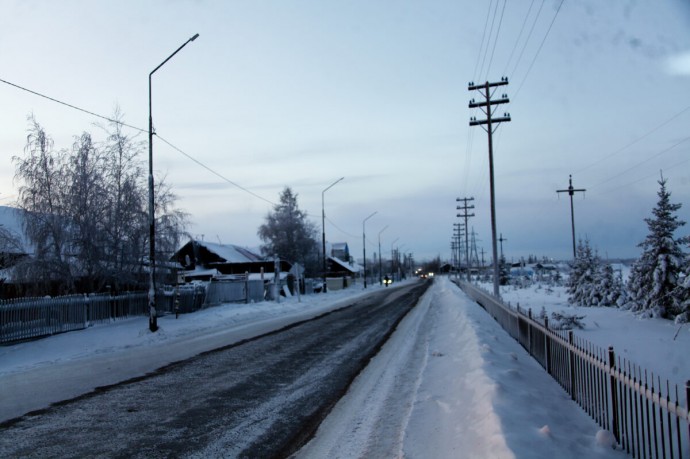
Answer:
(469, 78, 511, 297)
(457, 197, 475, 282)
(498, 233, 507, 260)
(452, 222, 464, 279)
(557, 174, 586, 259)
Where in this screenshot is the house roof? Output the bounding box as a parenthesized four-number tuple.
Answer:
(0, 206, 30, 253)
(194, 240, 264, 263)
(329, 256, 361, 273)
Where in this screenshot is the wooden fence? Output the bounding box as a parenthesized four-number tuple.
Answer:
(458, 280, 690, 459)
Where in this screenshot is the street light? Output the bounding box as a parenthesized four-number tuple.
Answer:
(362, 211, 377, 288)
(321, 177, 344, 293)
(148, 33, 199, 332)
(378, 225, 388, 285)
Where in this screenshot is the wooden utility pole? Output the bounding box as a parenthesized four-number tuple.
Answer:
(498, 233, 507, 259)
(557, 175, 586, 259)
(469, 78, 511, 297)
(456, 197, 475, 281)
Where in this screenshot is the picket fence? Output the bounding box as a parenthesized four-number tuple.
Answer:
(458, 280, 690, 459)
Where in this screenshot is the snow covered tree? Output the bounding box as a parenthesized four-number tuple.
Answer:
(595, 263, 624, 307)
(258, 187, 319, 275)
(567, 238, 601, 307)
(498, 254, 510, 285)
(13, 114, 187, 295)
(626, 176, 687, 319)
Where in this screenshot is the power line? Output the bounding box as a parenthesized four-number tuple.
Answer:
(155, 136, 275, 206)
(472, 0, 495, 83)
(509, 0, 546, 78)
(0, 77, 146, 134)
(591, 135, 690, 190)
(484, 0, 508, 81)
(514, 0, 567, 99)
(0, 75, 276, 206)
(477, 0, 501, 82)
(503, 0, 536, 76)
(600, 155, 690, 194)
(575, 104, 690, 175)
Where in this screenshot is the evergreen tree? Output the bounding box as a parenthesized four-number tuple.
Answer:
(567, 238, 601, 307)
(626, 177, 687, 319)
(257, 187, 319, 275)
(499, 254, 510, 285)
(595, 263, 623, 307)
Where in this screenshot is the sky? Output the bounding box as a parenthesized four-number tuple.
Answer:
(1, 0, 690, 263)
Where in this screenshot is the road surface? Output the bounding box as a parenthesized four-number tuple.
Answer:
(0, 280, 430, 458)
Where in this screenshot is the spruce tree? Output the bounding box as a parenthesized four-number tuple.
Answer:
(626, 177, 687, 319)
(567, 238, 601, 307)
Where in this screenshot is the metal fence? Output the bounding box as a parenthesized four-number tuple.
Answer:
(0, 288, 207, 345)
(458, 280, 690, 459)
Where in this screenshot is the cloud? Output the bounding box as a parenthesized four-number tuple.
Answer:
(664, 51, 690, 75)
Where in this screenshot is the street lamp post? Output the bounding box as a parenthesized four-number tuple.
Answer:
(321, 177, 344, 293)
(148, 33, 199, 332)
(378, 225, 388, 285)
(362, 211, 377, 288)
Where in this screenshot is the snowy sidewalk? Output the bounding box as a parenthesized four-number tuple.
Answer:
(298, 277, 624, 458)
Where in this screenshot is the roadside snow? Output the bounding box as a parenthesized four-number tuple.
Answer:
(487, 281, 690, 389)
(298, 276, 623, 458)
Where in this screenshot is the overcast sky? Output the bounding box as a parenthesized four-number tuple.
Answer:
(1, 0, 689, 263)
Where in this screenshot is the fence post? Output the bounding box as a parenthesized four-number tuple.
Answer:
(686, 380, 689, 449)
(569, 330, 576, 401)
(245, 271, 249, 304)
(609, 346, 620, 444)
(544, 316, 551, 375)
(528, 308, 532, 356)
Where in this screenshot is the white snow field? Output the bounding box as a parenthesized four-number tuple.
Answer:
(1, 277, 630, 457)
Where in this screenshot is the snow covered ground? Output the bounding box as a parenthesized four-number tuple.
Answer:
(483, 280, 690, 390)
(1, 277, 628, 457)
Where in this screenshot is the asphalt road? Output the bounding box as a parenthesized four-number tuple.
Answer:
(0, 279, 430, 458)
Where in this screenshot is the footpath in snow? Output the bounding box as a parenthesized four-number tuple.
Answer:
(2, 277, 624, 458)
(298, 276, 623, 458)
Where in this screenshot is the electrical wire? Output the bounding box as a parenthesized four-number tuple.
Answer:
(574, 104, 690, 175)
(514, 0, 566, 99)
(472, 0, 495, 83)
(0, 77, 146, 134)
(509, 0, 546, 80)
(1, 76, 276, 207)
(503, 0, 536, 76)
(477, 0, 501, 82)
(484, 0, 508, 81)
(590, 135, 690, 190)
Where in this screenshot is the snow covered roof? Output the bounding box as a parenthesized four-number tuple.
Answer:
(0, 206, 30, 253)
(329, 256, 361, 273)
(194, 240, 263, 263)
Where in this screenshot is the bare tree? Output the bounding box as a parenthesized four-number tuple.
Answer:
(12, 112, 188, 295)
(101, 109, 148, 289)
(13, 115, 73, 293)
